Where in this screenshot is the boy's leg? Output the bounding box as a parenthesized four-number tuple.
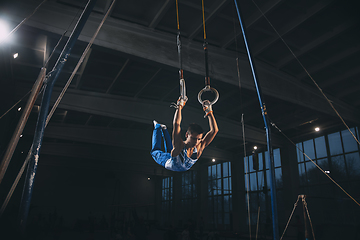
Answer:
(151, 123, 171, 167)
(151, 124, 163, 152)
(162, 128, 173, 153)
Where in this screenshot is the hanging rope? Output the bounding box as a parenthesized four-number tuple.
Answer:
(175, 0, 186, 102)
(198, 0, 219, 108)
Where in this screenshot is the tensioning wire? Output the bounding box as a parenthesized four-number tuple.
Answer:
(250, 0, 360, 147)
(271, 121, 360, 207)
(243, 0, 360, 207)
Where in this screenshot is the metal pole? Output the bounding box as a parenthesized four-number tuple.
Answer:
(0, 68, 46, 185)
(233, 1, 279, 239)
(18, 0, 97, 232)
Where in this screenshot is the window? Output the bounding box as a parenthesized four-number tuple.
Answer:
(161, 177, 173, 225)
(208, 162, 232, 229)
(296, 127, 360, 225)
(244, 148, 282, 226)
(297, 127, 360, 184)
(181, 171, 197, 220)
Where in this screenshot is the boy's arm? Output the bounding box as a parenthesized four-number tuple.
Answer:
(200, 101, 219, 151)
(171, 100, 186, 157)
(201, 111, 218, 149)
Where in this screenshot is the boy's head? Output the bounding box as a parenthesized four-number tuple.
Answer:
(187, 123, 204, 135)
(185, 123, 204, 147)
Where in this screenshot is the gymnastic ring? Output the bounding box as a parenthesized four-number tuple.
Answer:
(197, 86, 219, 106)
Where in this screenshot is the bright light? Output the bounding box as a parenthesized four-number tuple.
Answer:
(0, 20, 9, 42)
(20, 134, 23, 138)
(147, 177, 150, 181)
(212, 158, 216, 162)
(13, 53, 18, 58)
(253, 146, 258, 150)
(325, 170, 330, 174)
(315, 127, 320, 132)
(18, 107, 21, 111)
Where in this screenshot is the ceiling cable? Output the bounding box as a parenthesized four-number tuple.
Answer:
(250, 0, 360, 146)
(271, 121, 360, 207)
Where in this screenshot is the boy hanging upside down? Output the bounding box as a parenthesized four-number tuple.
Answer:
(151, 97, 218, 171)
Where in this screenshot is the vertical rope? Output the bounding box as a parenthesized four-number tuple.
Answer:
(175, 0, 183, 80)
(201, 0, 207, 40)
(176, 0, 180, 31)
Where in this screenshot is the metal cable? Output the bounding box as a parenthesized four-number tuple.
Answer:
(271, 121, 360, 207)
(250, 0, 360, 147)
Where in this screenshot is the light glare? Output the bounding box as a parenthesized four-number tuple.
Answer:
(315, 127, 320, 132)
(212, 158, 216, 162)
(253, 146, 258, 150)
(13, 53, 18, 58)
(0, 20, 9, 42)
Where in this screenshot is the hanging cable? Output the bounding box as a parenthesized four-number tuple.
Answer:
(249, 0, 360, 147)
(197, 0, 219, 109)
(175, 0, 187, 103)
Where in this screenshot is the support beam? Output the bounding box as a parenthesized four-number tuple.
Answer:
(222, 0, 282, 49)
(188, 0, 229, 40)
(6, 0, 360, 124)
(253, 1, 332, 56)
(23, 124, 235, 161)
(149, 0, 172, 29)
(276, 22, 353, 69)
(18, 86, 284, 146)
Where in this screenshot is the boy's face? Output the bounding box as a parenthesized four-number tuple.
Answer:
(185, 132, 203, 147)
